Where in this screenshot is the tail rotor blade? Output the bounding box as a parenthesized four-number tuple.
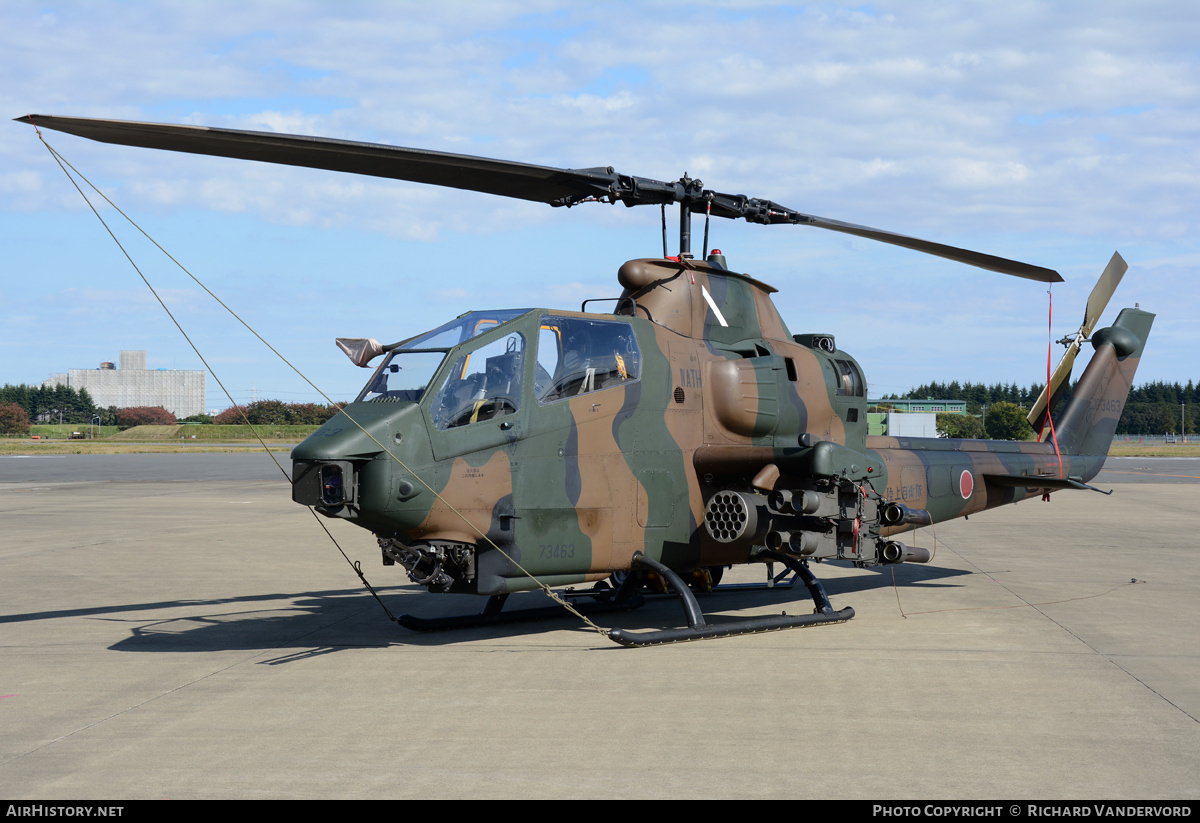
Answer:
(1028, 342, 1080, 435)
(1081, 252, 1128, 337)
(1027, 251, 1127, 434)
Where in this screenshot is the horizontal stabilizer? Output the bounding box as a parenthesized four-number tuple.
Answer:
(984, 474, 1112, 494)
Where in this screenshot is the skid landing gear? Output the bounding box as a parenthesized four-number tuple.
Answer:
(395, 581, 646, 632)
(605, 553, 853, 647)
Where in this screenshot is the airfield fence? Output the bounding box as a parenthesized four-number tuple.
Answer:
(1112, 434, 1192, 445)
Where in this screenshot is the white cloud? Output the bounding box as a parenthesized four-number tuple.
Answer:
(946, 159, 1031, 188)
(3, 0, 1199, 396)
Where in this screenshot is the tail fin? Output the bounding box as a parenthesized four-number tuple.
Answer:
(1054, 307, 1154, 458)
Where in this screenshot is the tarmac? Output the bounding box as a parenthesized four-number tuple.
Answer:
(1, 454, 1197, 799)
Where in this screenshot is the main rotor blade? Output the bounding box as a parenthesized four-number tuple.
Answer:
(798, 212, 1061, 282)
(18, 114, 1061, 281)
(698, 191, 1060, 281)
(16, 114, 616, 205)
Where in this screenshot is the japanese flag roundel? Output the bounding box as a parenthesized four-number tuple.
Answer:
(959, 469, 974, 499)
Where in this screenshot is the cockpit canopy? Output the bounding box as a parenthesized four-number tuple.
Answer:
(356, 310, 642, 431)
(355, 309, 529, 405)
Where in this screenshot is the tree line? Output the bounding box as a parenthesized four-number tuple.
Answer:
(211, 400, 344, 426)
(0, 383, 344, 434)
(1, 384, 99, 425)
(0, 384, 186, 430)
(884, 380, 1198, 436)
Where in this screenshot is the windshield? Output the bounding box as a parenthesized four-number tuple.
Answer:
(355, 309, 529, 403)
(397, 309, 529, 351)
(356, 350, 446, 403)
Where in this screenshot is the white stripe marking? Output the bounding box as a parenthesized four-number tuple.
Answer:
(701, 286, 728, 327)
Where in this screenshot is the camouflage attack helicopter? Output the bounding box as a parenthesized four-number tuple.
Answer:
(19, 115, 1154, 646)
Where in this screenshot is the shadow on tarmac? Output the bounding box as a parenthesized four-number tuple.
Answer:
(0, 562, 973, 658)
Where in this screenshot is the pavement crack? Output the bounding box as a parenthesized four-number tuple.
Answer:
(1, 650, 277, 766)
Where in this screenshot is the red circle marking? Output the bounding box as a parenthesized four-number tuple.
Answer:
(959, 469, 974, 499)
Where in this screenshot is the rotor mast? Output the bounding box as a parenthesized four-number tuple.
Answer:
(654, 173, 701, 258)
(678, 187, 693, 257)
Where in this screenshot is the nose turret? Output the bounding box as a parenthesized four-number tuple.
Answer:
(291, 401, 433, 534)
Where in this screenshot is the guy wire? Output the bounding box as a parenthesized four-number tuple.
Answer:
(33, 130, 611, 638)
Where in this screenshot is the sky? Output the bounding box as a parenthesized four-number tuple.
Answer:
(4, 1, 1199, 411)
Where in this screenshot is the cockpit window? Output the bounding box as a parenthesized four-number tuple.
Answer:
(536, 316, 640, 404)
(355, 309, 528, 404)
(834, 358, 864, 397)
(357, 351, 446, 403)
(431, 331, 525, 430)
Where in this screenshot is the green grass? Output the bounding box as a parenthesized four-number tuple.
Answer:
(27, 424, 120, 439)
(1107, 443, 1200, 457)
(106, 425, 182, 440)
(177, 424, 321, 441)
(8, 423, 320, 443)
(106, 424, 321, 441)
(0, 440, 292, 455)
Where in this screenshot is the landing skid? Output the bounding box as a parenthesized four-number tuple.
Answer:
(604, 553, 853, 647)
(395, 553, 852, 643)
(395, 588, 646, 632)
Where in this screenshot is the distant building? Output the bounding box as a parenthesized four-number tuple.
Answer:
(868, 411, 939, 437)
(869, 398, 967, 415)
(44, 350, 205, 418)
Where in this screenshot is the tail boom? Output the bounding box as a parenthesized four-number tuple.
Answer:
(865, 305, 1153, 530)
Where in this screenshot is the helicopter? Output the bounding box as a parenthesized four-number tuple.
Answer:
(18, 114, 1154, 646)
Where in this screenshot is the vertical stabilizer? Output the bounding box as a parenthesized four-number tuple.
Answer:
(1054, 307, 1154, 461)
